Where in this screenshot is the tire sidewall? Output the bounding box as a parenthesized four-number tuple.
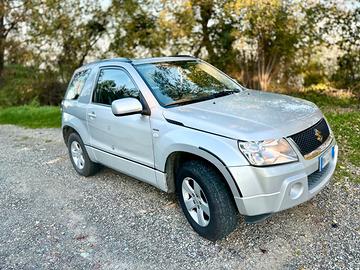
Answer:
(67, 133, 91, 176)
(176, 163, 225, 238)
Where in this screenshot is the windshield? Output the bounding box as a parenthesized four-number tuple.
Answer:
(135, 60, 243, 107)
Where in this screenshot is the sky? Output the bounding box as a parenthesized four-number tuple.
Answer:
(100, 0, 112, 9)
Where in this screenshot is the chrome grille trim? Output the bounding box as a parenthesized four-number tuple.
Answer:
(303, 134, 333, 160)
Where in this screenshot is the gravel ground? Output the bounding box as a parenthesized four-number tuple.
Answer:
(0, 125, 359, 270)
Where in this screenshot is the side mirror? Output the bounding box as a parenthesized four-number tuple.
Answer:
(111, 98, 143, 116)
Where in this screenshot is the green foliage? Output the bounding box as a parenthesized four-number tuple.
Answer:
(303, 62, 327, 87)
(325, 110, 360, 183)
(320, 2, 360, 97)
(5, 39, 35, 65)
(125, 0, 325, 90)
(234, 1, 304, 89)
(0, 65, 39, 106)
(289, 88, 358, 108)
(0, 105, 61, 128)
(332, 51, 360, 96)
(28, 0, 107, 82)
(0, 0, 33, 75)
(0, 65, 66, 106)
(109, 0, 169, 57)
(0, 0, 359, 107)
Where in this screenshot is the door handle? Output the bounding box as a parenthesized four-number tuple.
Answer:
(88, 112, 96, 119)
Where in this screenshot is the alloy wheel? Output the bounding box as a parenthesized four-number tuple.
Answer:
(70, 141, 85, 170)
(182, 177, 210, 227)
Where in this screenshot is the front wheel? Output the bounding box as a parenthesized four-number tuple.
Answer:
(176, 160, 238, 241)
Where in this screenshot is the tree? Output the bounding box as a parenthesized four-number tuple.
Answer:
(108, 0, 168, 57)
(28, 0, 107, 82)
(228, 0, 326, 90)
(0, 0, 31, 77)
(322, 2, 360, 96)
(109, 0, 237, 68)
(159, 0, 238, 70)
(132, 0, 322, 90)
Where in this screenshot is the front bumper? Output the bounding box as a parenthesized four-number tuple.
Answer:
(229, 140, 338, 216)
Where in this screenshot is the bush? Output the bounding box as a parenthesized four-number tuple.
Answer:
(303, 62, 327, 88)
(33, 77, 67, 106)
(331, 52, 360, 98)
(0, 65, 67, 106)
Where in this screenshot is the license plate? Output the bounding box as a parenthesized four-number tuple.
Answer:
(319, 146, 335, 172)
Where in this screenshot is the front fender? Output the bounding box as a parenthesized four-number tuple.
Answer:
(155, 125, 248, 171)
(154, 125, 249, 202)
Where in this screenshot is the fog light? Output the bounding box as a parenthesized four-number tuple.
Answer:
(290, 182, 304, 200)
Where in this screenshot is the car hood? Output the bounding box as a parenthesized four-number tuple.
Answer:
(162, 89, 323, 141)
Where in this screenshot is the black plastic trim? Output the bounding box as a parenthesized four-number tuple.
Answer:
(165, 118, 234, 140)
(199, 147, 243, 197)
(85, 144, 164, 172)
(170, 54, 195, 58)
(165, 119, 184, 126)
(244, 213, 272, 224)
(113, 111, 143, 117)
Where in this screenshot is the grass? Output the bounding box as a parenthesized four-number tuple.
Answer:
(0, 105, 61, 128)
(325, 110, 360, 183)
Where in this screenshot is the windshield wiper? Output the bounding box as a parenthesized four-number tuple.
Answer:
(163, 98, 194, 107)
(207, 89, 240, 98)
(164, 89, 239, 108)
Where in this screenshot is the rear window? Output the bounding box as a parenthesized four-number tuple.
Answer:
(65, 69, 91, 100)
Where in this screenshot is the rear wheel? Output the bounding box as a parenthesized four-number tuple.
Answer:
(176, 160, 238, 241)
(67, 133, 100, 176)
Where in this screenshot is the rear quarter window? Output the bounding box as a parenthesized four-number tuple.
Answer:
(65, 69, 91, 100)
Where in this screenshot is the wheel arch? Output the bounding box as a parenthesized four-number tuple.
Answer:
(62, 112, 90, 146)
(164, 148, 243, 201)
(62, 125, 78, 146)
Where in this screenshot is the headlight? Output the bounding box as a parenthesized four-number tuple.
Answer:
(238, 138, 298, 166)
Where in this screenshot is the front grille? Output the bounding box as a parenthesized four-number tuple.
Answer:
(290, 118, 330, 156)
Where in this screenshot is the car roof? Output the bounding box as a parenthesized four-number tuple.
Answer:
(80, 55, 196, 70)
(131, 56, 196, 65)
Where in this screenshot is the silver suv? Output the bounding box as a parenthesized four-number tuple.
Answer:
(61, 56, 338, 240)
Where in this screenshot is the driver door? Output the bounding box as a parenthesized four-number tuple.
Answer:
(86, 67, 155, 183)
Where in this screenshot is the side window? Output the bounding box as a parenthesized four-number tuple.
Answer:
(65, 69, 91, 100)
(93, 68, 140, 105)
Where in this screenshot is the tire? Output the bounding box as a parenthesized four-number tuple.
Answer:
(67, 133, 100, 177)
(176, 160, 238, 241)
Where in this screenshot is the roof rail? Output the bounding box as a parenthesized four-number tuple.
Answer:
(170, 54, 195, 58)
(83, 57, 132, 67)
